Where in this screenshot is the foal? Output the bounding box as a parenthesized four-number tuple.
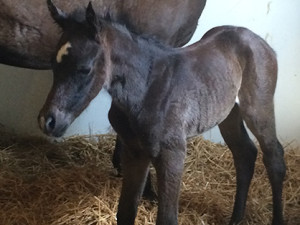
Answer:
(39, 3, 286, 225)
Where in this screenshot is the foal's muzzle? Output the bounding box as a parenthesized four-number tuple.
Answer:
(38, 106, 71, 137)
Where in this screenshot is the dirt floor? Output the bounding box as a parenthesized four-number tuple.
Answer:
(0, 133, 299, 225)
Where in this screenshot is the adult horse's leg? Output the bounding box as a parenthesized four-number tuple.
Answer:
(218, 104, 258, 224)
(240, 100, 286, 225)
(152, 139, 186, 225)
(117, 144, 151, 225)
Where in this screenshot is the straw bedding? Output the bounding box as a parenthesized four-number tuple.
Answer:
(0, 133, 299, 225)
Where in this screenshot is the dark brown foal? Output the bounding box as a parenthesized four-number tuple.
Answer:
(39, 3, 286, 225)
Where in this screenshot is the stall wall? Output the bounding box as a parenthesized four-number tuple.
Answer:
(0, 0, 299, 147)
(192, 0, 300, 146)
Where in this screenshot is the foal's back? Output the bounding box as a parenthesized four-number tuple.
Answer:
(145, 26, 277, 137)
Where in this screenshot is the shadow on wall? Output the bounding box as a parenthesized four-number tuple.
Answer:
(0, 65, 111, 137)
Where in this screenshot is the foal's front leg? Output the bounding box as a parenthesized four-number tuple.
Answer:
(112, 136, 157, 200)
(117, 146, 151, 225)
(152, 141, 186, 225)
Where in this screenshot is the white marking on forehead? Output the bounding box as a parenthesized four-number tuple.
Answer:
(56, 42, 72, 63)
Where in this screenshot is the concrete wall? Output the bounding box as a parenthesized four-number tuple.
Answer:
(0, 0, 299, 147)
(0, 66, 112, 136)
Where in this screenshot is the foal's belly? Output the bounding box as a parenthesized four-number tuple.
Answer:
(185, 97, 237, 138)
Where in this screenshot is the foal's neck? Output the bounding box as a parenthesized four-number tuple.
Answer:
(105, 28, 171, 114)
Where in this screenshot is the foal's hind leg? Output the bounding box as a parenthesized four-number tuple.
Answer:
(240, 101, 286, 225)
(219, 103, 258, 224)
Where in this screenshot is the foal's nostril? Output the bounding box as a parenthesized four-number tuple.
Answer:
(45, 115, 56, 132)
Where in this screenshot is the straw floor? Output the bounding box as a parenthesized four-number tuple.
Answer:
(0, 133, 299, 225)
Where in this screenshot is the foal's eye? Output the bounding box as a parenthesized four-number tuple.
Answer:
(77, 67, 91, 74)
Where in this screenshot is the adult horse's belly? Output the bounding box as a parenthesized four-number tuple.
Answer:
(0, 0, 206, 69)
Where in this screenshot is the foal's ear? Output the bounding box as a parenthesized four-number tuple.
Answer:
(47, 0, 67, 28)
(86, 2, 102, 36)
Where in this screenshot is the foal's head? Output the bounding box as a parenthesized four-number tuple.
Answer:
(39, 1, 110, 137)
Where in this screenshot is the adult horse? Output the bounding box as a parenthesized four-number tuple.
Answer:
(39, 2, 286, 225)
(0, 0, 206, 69)
(0, 0, 206, 197)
